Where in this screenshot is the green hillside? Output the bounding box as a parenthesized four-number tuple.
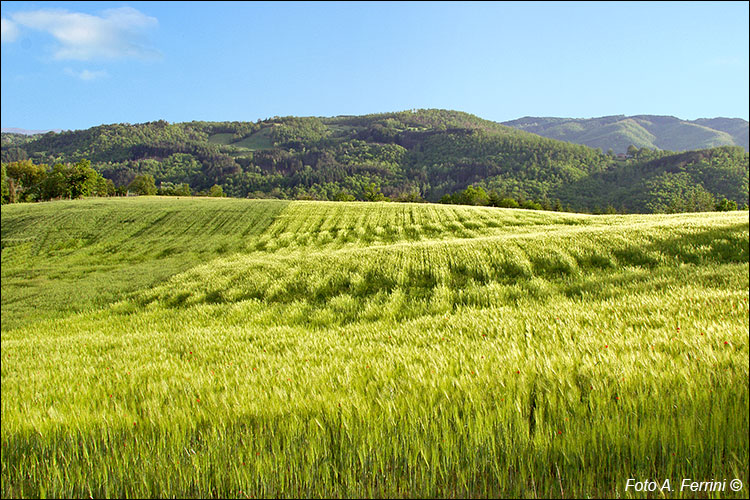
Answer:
(2, 109, 748, 213)
(503, 114, 749, 153)
(694, 117, 750, 148)
(1, 197, 748, 498)
(1, 197, 288, 330)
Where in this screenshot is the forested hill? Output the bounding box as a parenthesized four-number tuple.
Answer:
(502, 115, 749, 154)
(2, 109, 748, 213)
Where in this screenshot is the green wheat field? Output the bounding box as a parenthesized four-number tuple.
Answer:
(1, 197, 748, 498)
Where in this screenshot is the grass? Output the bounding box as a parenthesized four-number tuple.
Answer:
(1, 197, 289, 330)
(206, 133, 237, 145)
(1, 197, 748, 498)
(230, 127, 275, 150)
(207, 127, 276, 150)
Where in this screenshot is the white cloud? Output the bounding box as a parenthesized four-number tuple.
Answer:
(64, 68, 109, 81)
(1, 18, 20, 43)
(11, 7, 159, 60)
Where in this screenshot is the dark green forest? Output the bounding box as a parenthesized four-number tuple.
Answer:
(2, 109, 748, 212)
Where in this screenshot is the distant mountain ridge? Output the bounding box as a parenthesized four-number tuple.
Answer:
(1, 128, 62, 135)
(501, 115, 749, 154)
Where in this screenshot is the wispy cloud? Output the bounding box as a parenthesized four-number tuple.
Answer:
(64, 67, 110, 81)
(1, 18, 20, 43)
(10, 7, 159, 61)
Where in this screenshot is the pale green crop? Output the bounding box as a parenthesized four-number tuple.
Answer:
(2, 197, 748, 498)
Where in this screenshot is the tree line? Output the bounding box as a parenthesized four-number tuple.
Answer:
(438, 183, 742, 214)
(2, 159, 113, 203)
(1, 159, 227, 204)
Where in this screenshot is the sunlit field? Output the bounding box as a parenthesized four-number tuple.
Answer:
(2, 197, 748, 498)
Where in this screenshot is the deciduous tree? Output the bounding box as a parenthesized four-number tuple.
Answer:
(128, 174, 157, 195)
(6, 159, 47, 202)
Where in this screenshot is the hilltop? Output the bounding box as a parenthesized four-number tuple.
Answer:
(1, 109, 748, 212)
(502, 115, 749, 154)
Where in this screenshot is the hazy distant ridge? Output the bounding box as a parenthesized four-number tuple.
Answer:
(501, 115, 749, 153)
(1, 128, 62, 136)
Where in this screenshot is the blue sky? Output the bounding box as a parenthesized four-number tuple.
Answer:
(1, 1, 748, 131)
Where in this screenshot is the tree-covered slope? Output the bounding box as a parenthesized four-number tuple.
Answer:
(503, 114, 749, 153)
(555, 146, 749, 213)
(2, 109, 748, 212)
